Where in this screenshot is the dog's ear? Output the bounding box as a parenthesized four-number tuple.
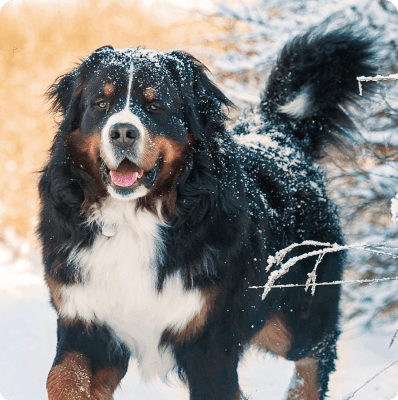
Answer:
(46, 45, 114, 132)
(46, 66, 85, 133)
(46, 73, 75, 115)
(163, 52, 242, 228)
(164, 51, 233, 139)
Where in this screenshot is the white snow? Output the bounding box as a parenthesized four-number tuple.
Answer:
(391, 194, 398, 223)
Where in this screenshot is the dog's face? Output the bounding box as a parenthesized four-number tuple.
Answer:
(52, 47, 198, 202)
(47, 45, 231, 215)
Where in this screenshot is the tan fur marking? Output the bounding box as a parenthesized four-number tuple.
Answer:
(144, 87, 156, 102)
(136, 133, 194, 216)
(47, 351, 91, 400)
(80, 134, 101, 169)
(90, 366, 124, 399)
(140, 133, 191, 177)
(170, 286, 218, 342)
(155, 136, 188, 175)
(68, 129, 101, 173)
(44, 273, 79, 326)
(44, 272, 64, 310)
(103, 83, 115, 98)
(286, 357, 320, 400)
(47, 351, 123, 400)
(252, 314, 291, 358)
(68, 129, 105, 211)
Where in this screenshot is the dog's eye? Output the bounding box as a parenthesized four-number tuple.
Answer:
(97, 101, 108, 109)
(147, 104, 159, 112)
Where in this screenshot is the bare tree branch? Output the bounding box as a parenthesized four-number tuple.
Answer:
(357, 73, 398, 95)
(258, 241, 398, 299)
(250, 275, 398, 290)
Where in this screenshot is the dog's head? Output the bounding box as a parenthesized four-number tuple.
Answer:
(46, 46, 231, 211)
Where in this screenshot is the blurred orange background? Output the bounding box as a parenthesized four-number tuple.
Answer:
(0, 0, 235, 246)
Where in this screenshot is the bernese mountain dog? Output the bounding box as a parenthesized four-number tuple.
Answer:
(38, 23, 375, 400)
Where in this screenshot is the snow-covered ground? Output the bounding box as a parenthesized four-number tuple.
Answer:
(0, 242, 398, 400)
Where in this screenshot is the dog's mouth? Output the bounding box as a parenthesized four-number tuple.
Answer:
(109, 161, 144, 187)
(101, 158, 159, 194)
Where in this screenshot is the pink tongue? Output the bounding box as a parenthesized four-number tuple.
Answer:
(110, 171, 142, 187)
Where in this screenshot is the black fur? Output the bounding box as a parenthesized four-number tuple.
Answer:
(262, 24, 376, 157)
(39, 25, 376, 400)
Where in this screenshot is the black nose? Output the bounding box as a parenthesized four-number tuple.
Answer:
(109, 123, 140, 148)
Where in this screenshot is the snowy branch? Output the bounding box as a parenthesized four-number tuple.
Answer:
(306, 253, 325, 296)
(391, 193, 398, 222)
(250, 276, 398, 290)
(253, 241, 398, 300)
(357, 73, 398, 95)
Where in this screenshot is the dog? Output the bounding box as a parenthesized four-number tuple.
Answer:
(38, 23, 375, 400)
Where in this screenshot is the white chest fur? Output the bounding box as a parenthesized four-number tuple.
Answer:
(59, 198, 203, 379)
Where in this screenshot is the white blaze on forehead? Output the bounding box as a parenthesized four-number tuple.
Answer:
(100, 53, 147, 171)
(125, 50, 135, 108)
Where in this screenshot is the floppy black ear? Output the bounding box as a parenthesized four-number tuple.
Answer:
(164, 51, 233, 139)
(46, 45, 114, 132)
(46, 69, 83, 133)
(162, 52, 243, 231)
(46, 73, 76, 115)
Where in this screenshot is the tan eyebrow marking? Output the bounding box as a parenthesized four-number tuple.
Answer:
(144, 87, 156, 102)
(104, 83, 115, 98)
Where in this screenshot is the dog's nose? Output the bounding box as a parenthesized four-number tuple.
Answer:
(109, 123, 140, 148)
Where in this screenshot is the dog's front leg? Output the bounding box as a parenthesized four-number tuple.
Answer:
(47, 319, 130, 400)
(176, 343, 244, 400)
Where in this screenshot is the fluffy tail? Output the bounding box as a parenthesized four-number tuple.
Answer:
(261, 24, 377, 158)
